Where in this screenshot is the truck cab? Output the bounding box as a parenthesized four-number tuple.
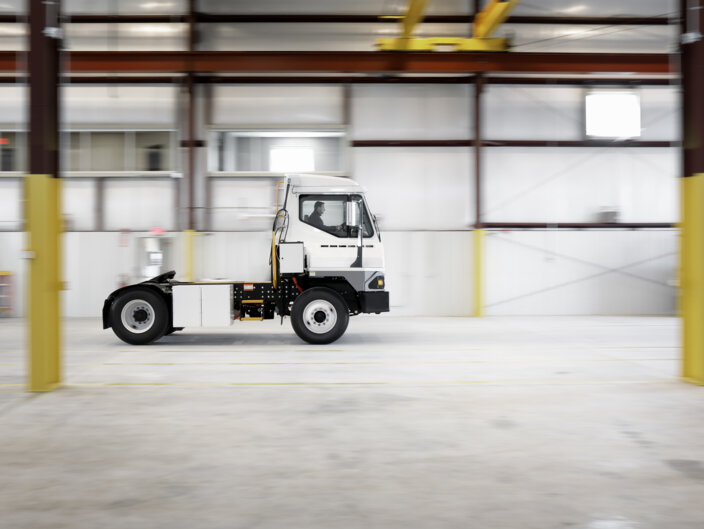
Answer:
(102, 174, 390, 345)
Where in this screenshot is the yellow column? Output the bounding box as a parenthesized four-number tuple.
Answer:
(681, 174, 704, 385)
(184, 229, 195, 282)
(25, 174, 62, 392)
(474, 228, 484, 317)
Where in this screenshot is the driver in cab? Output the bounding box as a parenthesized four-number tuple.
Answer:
(308, 201, 345, 235)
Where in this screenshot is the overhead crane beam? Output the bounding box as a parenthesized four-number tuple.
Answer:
(401, 0, 431, 39)
(474, 0, 521, 38)
(378, 0, 520, 51)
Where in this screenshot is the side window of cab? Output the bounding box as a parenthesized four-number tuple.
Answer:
(300, 194, 374, 238)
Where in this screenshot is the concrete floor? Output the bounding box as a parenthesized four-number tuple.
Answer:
(0, 315, 703, 529)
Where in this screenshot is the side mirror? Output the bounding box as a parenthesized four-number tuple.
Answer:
(346, 201, 360, 227)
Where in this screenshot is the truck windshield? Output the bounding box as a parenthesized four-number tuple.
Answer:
(300, 194, 374, 238)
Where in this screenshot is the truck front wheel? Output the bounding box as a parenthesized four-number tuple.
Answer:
(109, 288, 169, 345)
(291, 287, 349, 344)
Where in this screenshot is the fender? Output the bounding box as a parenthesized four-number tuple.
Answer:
(102, 271, 175, 329)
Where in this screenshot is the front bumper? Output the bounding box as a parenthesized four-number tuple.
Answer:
(359, 291, 389, 314)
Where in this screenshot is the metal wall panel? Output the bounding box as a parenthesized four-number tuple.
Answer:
(485, 229, 677, 315)
(63, 86, 178, 125)
(209, 179, 276, 232)
(484, 86, 584, 141)
(62, 179, 95, 231)
(212, 86, 343, 126)
(104, 180, 176, 231)
(351, 85, 472, 140)
(0, 179, 21, 230)
(202, 22, 471, 52)
(353, 147, 474, 231)
(483, 147, 679, 223)
(0, 86, 26, 127)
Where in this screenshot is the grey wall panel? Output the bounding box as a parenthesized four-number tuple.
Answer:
(0, 179, 21, 230)
(0, 231, 24, 317)
(353, 147, 474, 231)
(0, 86, 26, 127)
(483, 147, 678, 223)
(209, 179, 276, 232)
(511, 0, 676, 17)
(505, 23, 676, 54)
(63, 86, 178, 126)
(352, 85, 472, 141)
(64, 23, 188, 51)
(212, 86, 343, 126)
(640, 87, 680, 142)
(485, 229, 677, 315)
(200, 0, 469, 15)
(484, 86, 583, 141)
(104, 180, 175, 231)
(62, 179, 95, 231)
(203, 22, 470, 52)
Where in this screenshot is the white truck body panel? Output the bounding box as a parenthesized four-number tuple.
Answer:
(173, 284, 233, 327)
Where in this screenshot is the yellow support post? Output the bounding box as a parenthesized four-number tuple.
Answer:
(25, 174, 62, 392)
(184, 229, 196, 282)
(681, 174, 704, 385)
(474, 0, 521, 39)
(474, 228, 484, 317)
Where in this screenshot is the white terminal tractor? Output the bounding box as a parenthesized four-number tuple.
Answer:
(102, 174, 390, 345)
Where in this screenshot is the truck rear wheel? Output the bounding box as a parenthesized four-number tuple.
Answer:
(291, 287, 349, 344)
(110, 288, 169, 345)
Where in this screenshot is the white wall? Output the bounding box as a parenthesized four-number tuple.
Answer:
(63, 86, 178, 126)
(0, 179, 22, 231)
(483, 147, 679, 223)
(0, 232, 25, 317)
(353, 147, 474, 231)
(104, 180, 176, 231)
(352, 85, 472, 140)
(485, 229, 677, 315)
(211, 86, 343, 126)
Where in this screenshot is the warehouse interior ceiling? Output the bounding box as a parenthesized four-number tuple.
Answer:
(0, 0, 681, 55)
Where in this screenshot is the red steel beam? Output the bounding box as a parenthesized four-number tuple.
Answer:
(0, 51, 672, 75)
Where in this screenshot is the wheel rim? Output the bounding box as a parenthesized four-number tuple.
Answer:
(120, 299, 155, 334)
(302, 299, 337, 334)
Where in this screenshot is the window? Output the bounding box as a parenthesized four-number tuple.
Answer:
(63, 130, 175, 172)
(300, 194, 374, 239)
(270, 147, 315, 172)
(585, 90, 641, 139)
(210, 130, 345, 173)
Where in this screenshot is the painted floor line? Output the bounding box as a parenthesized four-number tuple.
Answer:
(0, 378, 677, 388)
(0, 358, 678, 368)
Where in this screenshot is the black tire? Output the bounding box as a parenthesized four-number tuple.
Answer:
(291, 287, 349, 345)
(109, 288, 169, 345)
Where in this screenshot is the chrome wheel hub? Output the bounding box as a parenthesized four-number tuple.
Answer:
(121, 299, 155, 334)
(302, 300, 337, 334)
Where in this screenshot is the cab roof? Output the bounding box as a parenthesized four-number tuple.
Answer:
(286, 174, 365, 193)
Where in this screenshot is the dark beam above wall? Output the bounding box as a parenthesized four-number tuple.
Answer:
(0, 75, 676, 86)
(0, 51, 674, 75)
(352, 140, 677, 148)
